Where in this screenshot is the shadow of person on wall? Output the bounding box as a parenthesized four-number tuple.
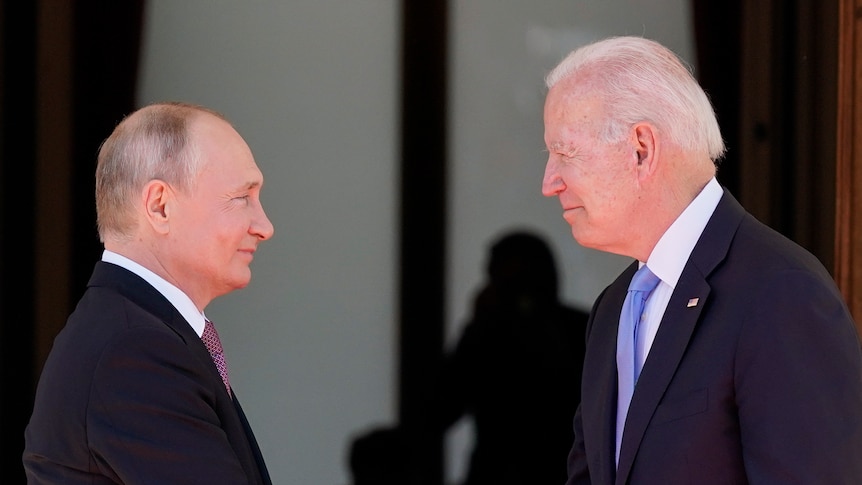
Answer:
(437, 229, 589, 485)
(346, 425, 411, 485)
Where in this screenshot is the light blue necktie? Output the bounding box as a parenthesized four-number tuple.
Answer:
(615, 264, 661, 465)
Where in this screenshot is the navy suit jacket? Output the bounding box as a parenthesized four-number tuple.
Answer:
(566, 190, 862, 485)
(23, 262, 272, 484)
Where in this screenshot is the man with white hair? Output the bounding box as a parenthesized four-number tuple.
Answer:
(542, 36, 862, 484)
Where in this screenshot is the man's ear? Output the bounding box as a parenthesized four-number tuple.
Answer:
(632, 122, 659, 180)
(142, 179, 172, 234)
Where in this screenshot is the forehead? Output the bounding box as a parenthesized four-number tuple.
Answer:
(192, 115, 252, 160)
(191, 115, 262, 183)
(545, 77, 605, 119)
(544, 83, 605, 146)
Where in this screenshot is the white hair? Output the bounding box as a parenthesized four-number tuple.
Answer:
(546, 36, 725, 162)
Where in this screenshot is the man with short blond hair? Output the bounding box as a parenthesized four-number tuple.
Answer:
(24, 102, 275, 484)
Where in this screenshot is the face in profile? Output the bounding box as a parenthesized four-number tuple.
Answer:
(541, 81, 640, 255)
(167, 113, 275, 305)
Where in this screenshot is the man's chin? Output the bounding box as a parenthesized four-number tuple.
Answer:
(229, 269, 253, 290)
(571, 227, 598, 250)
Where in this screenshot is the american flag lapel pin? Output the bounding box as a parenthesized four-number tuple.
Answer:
(687, 298, 699, 308)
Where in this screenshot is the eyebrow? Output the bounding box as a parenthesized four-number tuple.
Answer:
(548, 142, 574, 153)
(234, 180, 262, 192)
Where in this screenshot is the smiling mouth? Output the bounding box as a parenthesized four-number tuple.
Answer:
(562, 207, 583, 222)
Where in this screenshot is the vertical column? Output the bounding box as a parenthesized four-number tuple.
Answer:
(835, 0, 862, 325)
(0, 2, 37, 483)
(398, 1, 448, 483)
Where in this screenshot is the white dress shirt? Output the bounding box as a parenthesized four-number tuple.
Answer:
(102, 250, 207, 337)
(636, 177, 723, 372)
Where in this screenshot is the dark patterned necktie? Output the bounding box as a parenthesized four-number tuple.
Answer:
(202, 319, 232, 396)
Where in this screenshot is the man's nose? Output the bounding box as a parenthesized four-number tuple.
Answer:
(542, 160, 564, 197)
(252, 204, 275, 241)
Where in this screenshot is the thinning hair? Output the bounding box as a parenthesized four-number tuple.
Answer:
(545, 36, 725, 162)
(95, 102, 228, 242)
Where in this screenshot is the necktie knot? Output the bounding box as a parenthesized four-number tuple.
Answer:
(628, 264, 661, 294)
(202, 319, 231, 396)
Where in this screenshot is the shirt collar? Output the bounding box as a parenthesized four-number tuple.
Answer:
(101, 250, 207, 337)
(646, 177, 723, 288)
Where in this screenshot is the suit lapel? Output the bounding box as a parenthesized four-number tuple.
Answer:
(582, 263, 637, 485)
(90, 262, 221, 384)
(91, 261, 231, 385)
(615, 272, 710, 482)
(614, 189, 746, 484)
(90, 261, 206, 342)
(89, 261, 270, 483)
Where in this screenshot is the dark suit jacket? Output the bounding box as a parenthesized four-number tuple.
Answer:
(566, 190, 862, 485)
(23, 261, 272, 484)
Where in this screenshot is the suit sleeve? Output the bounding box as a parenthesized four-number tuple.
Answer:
(87, 325, 251, 484)
(566, 291, 604, 485)
(735, 269, 862, 484)
(565, 403, 591, 485)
